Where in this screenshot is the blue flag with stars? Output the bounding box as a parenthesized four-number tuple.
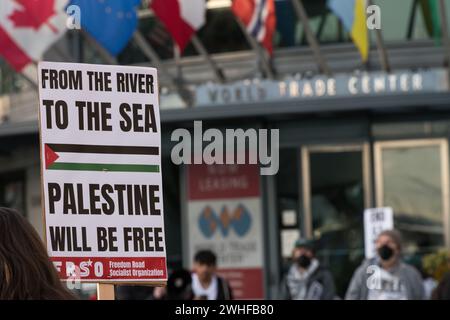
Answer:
(69, 0, 141, 56)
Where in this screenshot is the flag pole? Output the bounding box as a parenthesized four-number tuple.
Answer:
(132, 31, 193, 107)
(406, 0, 418, 40)
(291, 0, 332, 76)
(438, 0, 450, 68)
(191, 34, 226, 83)
(133, 31, 177, 87)
(367, 0, 390, 72)
(145, 6, 225, 83)
(80, 30, 117, 65)
(234, 18, 275, 79)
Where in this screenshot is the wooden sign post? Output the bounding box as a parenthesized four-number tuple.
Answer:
(37, 62, 168, 298)
(97, 284, 115, 300)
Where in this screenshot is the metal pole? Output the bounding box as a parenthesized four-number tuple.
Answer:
(235, 18, 275, 79)
(291, 0, 332, 76)
(367, 0, 390, 72)
(191, 34, 226, 83)
(133, 31, 193, 107)
(373, 27, 390, 72)
(174, 44, 182, 81)
(72, 30, 83, 63)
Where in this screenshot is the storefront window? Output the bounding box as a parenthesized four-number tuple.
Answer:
(307, 149, 366, 298)
(376, 140, 447, 256)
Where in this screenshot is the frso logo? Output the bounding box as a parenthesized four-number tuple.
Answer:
(199, 204, 252, 238)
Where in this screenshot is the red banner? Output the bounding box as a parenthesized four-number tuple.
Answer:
(188, 163, 260, 200)
(51, 257, 167, 281)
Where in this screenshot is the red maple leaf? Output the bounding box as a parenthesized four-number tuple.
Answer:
(8, 0, 58, 33)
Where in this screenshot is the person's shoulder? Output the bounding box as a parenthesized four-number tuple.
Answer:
(355, 258, 374, 272)
(216, 275, 233, 300)
(400, 261, 422, 276)
(347, 258, 376, 281)
(216, 275, 230, 287)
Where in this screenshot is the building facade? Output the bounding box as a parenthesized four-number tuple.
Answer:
(1, 0, 450, 299)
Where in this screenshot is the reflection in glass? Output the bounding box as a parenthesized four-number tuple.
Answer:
(381, 145, 445, 256)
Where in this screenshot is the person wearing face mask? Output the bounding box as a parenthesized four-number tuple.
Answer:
(345, 229, 425, 300)
(279, 238, 336, 300)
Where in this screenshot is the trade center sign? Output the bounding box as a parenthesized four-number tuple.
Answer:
(196, 68, 449, 107)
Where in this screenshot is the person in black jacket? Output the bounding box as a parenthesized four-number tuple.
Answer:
(279, 238, 336, 300)
(191, 250, 233, 300)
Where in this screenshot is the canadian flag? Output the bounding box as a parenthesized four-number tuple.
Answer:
(0, 0, 68, 80)
(151, 0, 206, 52)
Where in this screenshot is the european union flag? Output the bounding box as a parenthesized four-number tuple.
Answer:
(70, 0, 141, 56)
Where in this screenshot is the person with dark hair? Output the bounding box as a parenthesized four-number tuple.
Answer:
(191, 250, 232, 300)
(0, 207, 75, 300)
(279, 238, 336, 300)
(346, 229, 424, 300)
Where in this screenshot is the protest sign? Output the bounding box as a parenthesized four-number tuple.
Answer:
(364, 207, 394, 259)
(37, 62, 167, 284)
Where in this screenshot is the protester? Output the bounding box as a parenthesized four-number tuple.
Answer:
(279, 238, 336, 300)
(346, 229, 424, 300)
(191, 250, 233, 300)
(431, 255, 450, 300)
(0, 207, 74, 300)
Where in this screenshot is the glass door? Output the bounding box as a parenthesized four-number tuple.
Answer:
(374, 139, 450, 258)
(301, 144, 372, 298)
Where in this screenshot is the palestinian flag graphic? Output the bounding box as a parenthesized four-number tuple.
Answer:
(44, 144, 160, 173)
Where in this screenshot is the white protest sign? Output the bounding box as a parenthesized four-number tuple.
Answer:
(37, 62, 167, 283)
(364, 207, 394, 259)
